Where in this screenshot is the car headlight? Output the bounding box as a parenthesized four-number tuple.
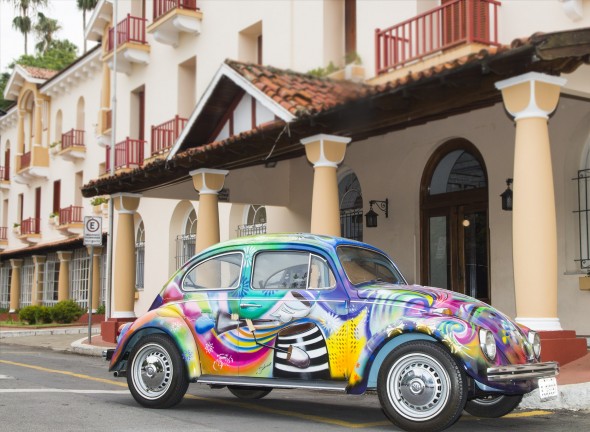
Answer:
(527, 330, 541, 360)
(479, 328, 497, 362)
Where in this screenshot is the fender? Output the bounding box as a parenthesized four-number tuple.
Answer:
(109, 304, 201, 380)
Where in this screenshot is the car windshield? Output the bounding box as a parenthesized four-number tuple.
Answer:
(337, 246, 405, 287)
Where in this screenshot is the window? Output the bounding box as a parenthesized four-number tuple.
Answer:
(100, 248, 107, 305)
(176, 208, 197, 268)
(182, 253, 243, 291)
(428, 150, 486, 195)
(0, 262, 11, 309)
(339, 169, 363, 242)
(20, 258, 34, 307)
(70, 248, 90, 308)
(252, 251, 336, 290)
(238, 21, 262, 64)
(337, 246, 405, 287)
(135, 220, 145, 289)
(43, 253, 60, 305)
(237, 205, 267, 237)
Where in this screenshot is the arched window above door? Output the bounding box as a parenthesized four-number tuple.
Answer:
(429, 150, 487, 195)
(338, 168, 363, 241)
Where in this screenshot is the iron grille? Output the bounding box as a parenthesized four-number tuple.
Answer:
(20, 258, 34, 307)
(340, 208, 364, 242)
(574, 169, 590, 270)
(0, 262, 11, 309)
(70, 248, 90, 308)
(135, 241, 145, 289)
(176, 234, 196, 269)
(43, 253, 60, 305)
(237, 223, 267, 237)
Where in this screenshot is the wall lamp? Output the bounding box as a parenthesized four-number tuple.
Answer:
(501, 178, 513, 211)
(365, 199, 389, 228)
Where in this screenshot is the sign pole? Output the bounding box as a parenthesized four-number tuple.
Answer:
(84, 216, 103, 345)
(88, 245, 94, 344)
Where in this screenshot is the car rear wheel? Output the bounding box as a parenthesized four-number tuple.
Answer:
(464, 394, 523, 418)
(228, 386, 272, 399)
(127, 334, 189, 408)
(377, 341, 467, 432)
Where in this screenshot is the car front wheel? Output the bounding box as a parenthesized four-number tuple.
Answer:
(377, 341, 467, 432)
(127, 334, 189, 408)
(464, 394, 523, 418)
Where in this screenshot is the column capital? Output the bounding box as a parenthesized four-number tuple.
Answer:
(301, 134, 351, 168)
(495, 72, 566, 121)
(112, 192, 141, 214)
(10, 259, 23, 269)
(190, 168, 229, 195)
(57, 251, 73, 262)
(32, 255, 46, 265)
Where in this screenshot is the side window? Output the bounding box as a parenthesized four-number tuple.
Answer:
(252, 252, 336, 290)
(183, 253, 242, 291)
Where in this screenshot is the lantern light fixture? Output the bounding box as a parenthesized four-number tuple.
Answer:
(365, 199, 389, 228)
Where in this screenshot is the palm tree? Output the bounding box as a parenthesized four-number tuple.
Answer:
(7, 0, 48, 55)
(76, 0, 98, 53)
(34, 12, 61, 54)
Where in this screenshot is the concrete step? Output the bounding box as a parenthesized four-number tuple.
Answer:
(539, 330, 588, 366)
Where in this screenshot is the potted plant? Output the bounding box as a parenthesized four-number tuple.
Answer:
(49, 212, 59, 226)
(50, 141, 61, 155)
(91, 196, 108, 214)
(12, 222, 20, 235)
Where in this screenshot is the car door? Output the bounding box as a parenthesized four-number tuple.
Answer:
(238, 249, 349, 382)
(180, 251, 244, 376)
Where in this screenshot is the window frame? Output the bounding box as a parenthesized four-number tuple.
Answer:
(181, 251, 244, 292)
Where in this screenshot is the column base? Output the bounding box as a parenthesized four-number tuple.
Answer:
(515, 317, 562, 331)
(538, 330, 588, 366)
(101, 317, 135, 344)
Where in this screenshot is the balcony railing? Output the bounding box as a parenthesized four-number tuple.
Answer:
(21, 151, 32, 170)
(151, 115, 188, 155)
(106, 138, 145, 171)
(107, 14, 148, 52)
(153, 0, 198, 21)
(59, 205, 84, 225)
(61, 129, 85, 150)
(21, 217, 40, 235)
(0, 227, 6, 240)
(375, 0, 500, 74)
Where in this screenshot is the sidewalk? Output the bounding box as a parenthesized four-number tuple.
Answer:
(1, 326, 588, 411)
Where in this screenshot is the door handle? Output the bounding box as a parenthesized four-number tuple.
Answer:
(240, 303, 262, 309)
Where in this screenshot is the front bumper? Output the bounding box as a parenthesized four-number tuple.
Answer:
(487, 361, 559, 382)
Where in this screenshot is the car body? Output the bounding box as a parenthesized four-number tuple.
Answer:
(105, 234, 558, 432)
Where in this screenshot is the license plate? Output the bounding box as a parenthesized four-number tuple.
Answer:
(538, 377, 558, 401)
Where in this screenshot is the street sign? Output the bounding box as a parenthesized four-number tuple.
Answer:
(84, 216, 103, 246)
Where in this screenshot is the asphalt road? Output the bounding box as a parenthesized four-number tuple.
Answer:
(1, 344, 589, 432)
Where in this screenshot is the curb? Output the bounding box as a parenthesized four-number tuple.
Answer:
(520, 383, 590, 411)
(71, 336, 110, 357)
(0, 327, 99, 338)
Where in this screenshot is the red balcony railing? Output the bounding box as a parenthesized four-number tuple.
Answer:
(151, 115, 188, 155)
(107, 14, 148, 52)
(375, 0, 500, 74)
(59, 205, 84, 225)
(0, 227, 7, 240)
(21, 151, 32, 170)
(61, 129, 85, 150)
(21, 217, 40, 235)
(106, 138, 145, 171)
(0, 166, 7, 181)
(153, 0, 198, 21)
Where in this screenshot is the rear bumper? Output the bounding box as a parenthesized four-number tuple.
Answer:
(487, 361, 559, 382)
(102, 349, 115, 361)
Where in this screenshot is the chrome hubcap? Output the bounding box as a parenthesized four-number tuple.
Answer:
(132, 343, 173, 400)
(387, 353, 451, 421)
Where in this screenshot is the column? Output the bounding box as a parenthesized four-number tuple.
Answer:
(190, 169, 229, 253)
(495, 72, 566, 331)
(301, 134, 351, 236)
(31, 255, 46, 306)
(9, 259, 23, 313)
(88, 246, 103, 312)
(112, 193, 141, 318)
(57, 251, 72, 301)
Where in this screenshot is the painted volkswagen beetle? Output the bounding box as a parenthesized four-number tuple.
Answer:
(105, 234, 558, 432)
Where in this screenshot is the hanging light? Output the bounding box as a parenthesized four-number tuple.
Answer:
(501, 178, 513, 211)
(365, 199, 389, 228)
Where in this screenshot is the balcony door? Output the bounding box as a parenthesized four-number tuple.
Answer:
(420, 140, 490, 304)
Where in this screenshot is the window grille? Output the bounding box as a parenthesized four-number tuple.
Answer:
(575, 169, 590, 270)
(339, 170, 363, 242)
(100, 249, 107, 305)
(0, 262, 11, 309)
(176, 233, 196, 269)
(340, 208, 364, 242)
(70, 248, 90, 308)
(43, 253, 60, 305)
(20, 258, 34, 307)
(238, 205, 267, 237)
(237, 223, 266, 237)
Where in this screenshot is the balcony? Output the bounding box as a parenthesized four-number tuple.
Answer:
(19, 217, 41, 244)
(148, 0, 203, 47)
(0, 165, 9, 190)
(106, 138, 145, 172)
(59, 129, 86, 161)
(375, 0, 500, 77)
(56, 205, 84, 235)
(14, 147, 49, 184)
(0, 227, 7, 249)
(104, 14, 150, 74)
(151, 115, 188, 157)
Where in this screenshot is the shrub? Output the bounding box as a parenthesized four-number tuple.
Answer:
(35, 306, 53, 324)
(19, 305, 40, 324)
(51, 300, 84, 324)
(96, 304, 105, 315)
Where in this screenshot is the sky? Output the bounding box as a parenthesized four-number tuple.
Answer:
(0, 0, 93, 73)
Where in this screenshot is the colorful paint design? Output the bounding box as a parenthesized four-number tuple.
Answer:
(110, 234, 538, 394)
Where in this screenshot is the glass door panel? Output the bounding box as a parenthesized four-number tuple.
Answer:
(460, 208, 489, 303)
(429, 215, 450, 290)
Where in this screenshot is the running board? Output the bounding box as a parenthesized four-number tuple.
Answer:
(196, 375, 348, 392)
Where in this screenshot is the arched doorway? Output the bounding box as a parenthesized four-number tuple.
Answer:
(420, 139, 490, 303)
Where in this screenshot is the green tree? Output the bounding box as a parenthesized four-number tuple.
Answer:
(7, 0, 48, 55)
(34, 12, 61, 54)
(0, 72, 12, 111)
(76, 0, 98, 53)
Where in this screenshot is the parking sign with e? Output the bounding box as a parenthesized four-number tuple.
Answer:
(84, 216, 103, 246)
